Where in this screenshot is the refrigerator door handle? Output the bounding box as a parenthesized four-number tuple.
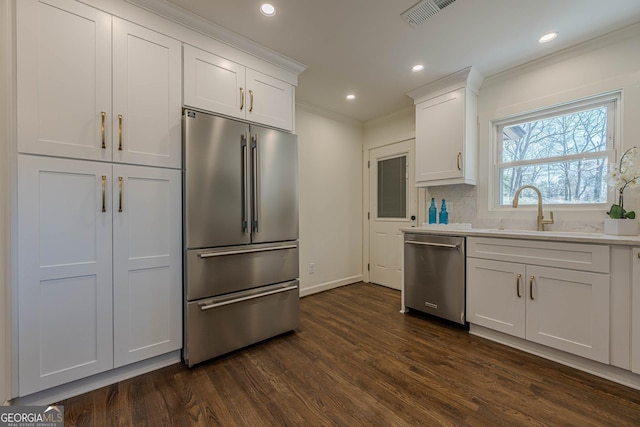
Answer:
(241, 133, 249, 233)
(251, 134, 259, 232)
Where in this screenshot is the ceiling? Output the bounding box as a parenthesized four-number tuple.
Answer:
(149, 0, 640, 123)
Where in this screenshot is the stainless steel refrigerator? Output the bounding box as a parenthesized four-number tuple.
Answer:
(182, 109, 299, 367)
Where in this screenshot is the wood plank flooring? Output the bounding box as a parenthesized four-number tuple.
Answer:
(59, 282, 640, 426)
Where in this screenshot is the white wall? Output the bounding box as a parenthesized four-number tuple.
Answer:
(424, 24, 640, 232)
(296, 105, 364, 296)
(0, 0, 12, 404)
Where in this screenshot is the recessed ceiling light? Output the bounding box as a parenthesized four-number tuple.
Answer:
(346, 94, 356, 100)
(412, 64, 424, 72)
(260, 3, 276, 16)
(538, 32, 558, 43)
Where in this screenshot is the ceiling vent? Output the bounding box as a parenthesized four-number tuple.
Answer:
(401, 0, 457, 27)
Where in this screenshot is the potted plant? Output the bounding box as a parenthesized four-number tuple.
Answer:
(605, 146, 639, 235)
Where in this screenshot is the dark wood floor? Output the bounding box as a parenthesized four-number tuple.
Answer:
(59, 282, 640, 426)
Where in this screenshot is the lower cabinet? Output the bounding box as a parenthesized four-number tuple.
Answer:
(112, 164, 182, 368)
(466, 238, 610, 364)
(18, 155, 181, 395)
(632, 248, 640, 374)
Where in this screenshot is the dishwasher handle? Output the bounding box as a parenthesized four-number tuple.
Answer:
(405, 240, 459, 249)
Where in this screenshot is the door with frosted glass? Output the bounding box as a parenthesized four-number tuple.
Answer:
(369, 140, 417, 290)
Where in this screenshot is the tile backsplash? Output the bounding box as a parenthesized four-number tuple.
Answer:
(425, 184, 623, 233)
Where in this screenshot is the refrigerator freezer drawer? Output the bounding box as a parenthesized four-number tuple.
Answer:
(184, 280, 300, 367)
(185, 242, 299, 301)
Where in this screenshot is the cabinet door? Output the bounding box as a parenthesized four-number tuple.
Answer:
(415, 88, 464, 183)
(466, 258, 526, 338)
(112, 165, 182, 367)
(246, 68, 294, 131)
(183, 45, 246, 120)
(18, 155, 113, 396)
(632, 248, 640, 374)
(112, 19, 182, 168)
(17, 0, 112, 161)
(526, 265, 610, 363)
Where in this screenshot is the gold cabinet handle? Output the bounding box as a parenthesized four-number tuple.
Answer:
(457, 152, 462, 170)
(529, 275, 535, 300)
(118, 176, 123, 212)
(240, 87, 245, 111)
(101, 175, 107, 212)
(249, 90, 254, 112)
(516, 273, 522, 298)
(118, 114, 123, 151)
(637, 252, 640, 259)
(101, 112, 106, 149)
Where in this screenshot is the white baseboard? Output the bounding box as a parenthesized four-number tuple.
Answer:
(9, 351, 181, 406)
(299, 275, 363, 297)
(470, 325, 640, 391)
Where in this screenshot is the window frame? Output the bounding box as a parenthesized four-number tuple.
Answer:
(491, 92, 621, 211)
(376, 153, 408, 219)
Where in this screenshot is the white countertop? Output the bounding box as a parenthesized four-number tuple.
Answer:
(401, 226, 640, 246)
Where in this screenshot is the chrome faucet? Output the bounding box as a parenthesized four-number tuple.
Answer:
(512, 185, 554, 231)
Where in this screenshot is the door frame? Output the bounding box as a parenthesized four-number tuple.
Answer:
(362, 137, 426, 285)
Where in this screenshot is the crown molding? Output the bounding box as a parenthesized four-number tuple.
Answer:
(125, 0, 306, 75)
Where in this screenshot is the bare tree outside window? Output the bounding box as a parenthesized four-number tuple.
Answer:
(496, 96, 617, 206)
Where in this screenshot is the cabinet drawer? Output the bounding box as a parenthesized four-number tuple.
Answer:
(467, 237, 609, 273)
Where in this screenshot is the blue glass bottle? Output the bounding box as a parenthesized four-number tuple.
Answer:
(439, 199, 449, 224)
(428, 198, 436, 224)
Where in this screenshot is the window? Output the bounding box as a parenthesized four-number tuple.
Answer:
(495, 93, 618, 207)
(377, 155, 407, 218)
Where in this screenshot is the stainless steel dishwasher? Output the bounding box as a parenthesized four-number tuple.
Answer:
(404, 233, 466, 325)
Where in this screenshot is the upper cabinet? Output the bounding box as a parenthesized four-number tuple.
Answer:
(17, 0, 112, 162)
(17, 0, 182, 168)
(111, 19, 182, 168)
(183, 45, 294, 131)
(408, 67, 484, 187)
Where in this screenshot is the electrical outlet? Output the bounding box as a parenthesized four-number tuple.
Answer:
(309, 262, 315, 274)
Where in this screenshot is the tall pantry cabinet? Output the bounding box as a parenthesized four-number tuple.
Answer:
(16, 0, 182, 396)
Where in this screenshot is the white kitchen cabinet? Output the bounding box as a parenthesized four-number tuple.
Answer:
(245, 68, 294, 131)
(467, 237, 610, 364)
(524, 265, 609, 362)
(18, 155, 114, 396)
(408, 67, 483, 187)
(183, 44, 294, 131)
(18, 157, 182, 395)
(183, 45, 245, 120)
(632, 248, 640, 374)
(112, 165, 182, 368)
(17, 0, 112, 162)
(17, 0, 182, 168)
(112, 19, 182, 168)
(466, 258, 526, 337)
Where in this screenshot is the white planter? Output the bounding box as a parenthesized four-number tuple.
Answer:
(604, 218, 639, 236)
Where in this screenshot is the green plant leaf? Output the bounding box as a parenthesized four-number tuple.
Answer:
(608, 204, 625, 219)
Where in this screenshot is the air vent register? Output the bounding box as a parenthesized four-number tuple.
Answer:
(401, 0, 457, 27)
